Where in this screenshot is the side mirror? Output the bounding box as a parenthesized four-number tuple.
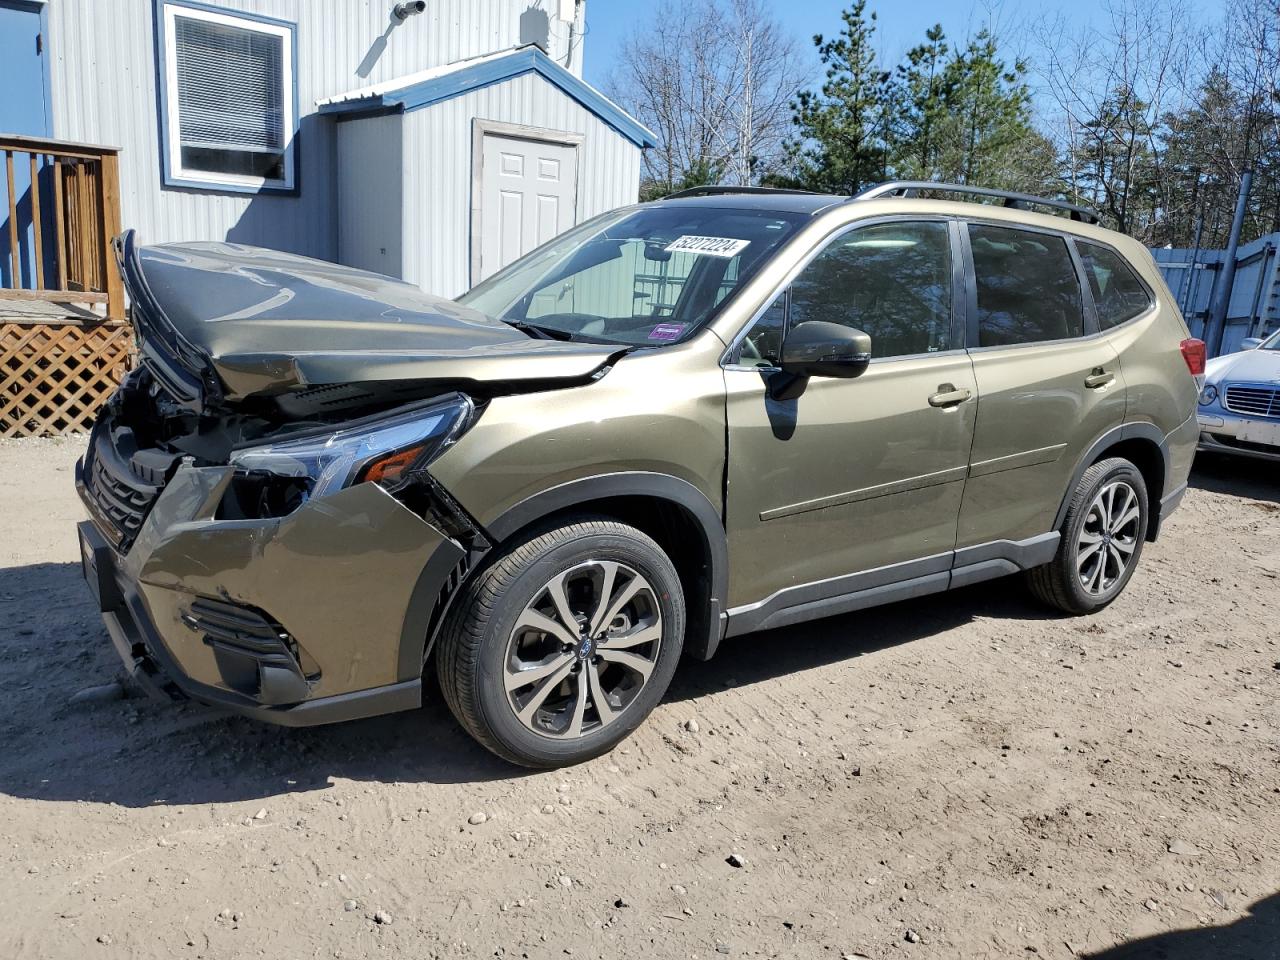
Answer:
(1241, 337, 1263, 350)
(781, 321, 872, 378)
(770, 321, 872, 400)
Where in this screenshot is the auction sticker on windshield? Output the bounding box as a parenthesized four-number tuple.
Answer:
(664, 236, 751, 258)
(648, 322, 687, 342)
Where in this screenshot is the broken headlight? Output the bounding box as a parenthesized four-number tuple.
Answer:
(229, 395, 475, 504)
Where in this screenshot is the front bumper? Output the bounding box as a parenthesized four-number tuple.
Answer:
(75, 450, 465, 726)
(1197, 408, 1280, 463)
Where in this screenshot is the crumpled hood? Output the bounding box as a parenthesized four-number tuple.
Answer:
(131, 239, 622, 400)
(1206, 346, 1280, 385)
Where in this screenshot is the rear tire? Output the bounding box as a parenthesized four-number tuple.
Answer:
(1027, 457, 1149, 615)
(436, 516, 685, 768)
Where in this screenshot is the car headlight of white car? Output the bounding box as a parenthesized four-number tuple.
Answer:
(1198, 383, 1218, 406)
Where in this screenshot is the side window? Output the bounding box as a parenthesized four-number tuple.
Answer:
(1078, 241, 1152, 330)
(736, 221, 953, 366)
(737, 290, 788, 366)
(969, 224, 1083, 346)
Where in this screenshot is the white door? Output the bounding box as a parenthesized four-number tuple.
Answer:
(478, 133, 578, 281)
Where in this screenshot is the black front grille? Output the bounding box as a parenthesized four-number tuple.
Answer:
(83, 425, 166, 550)
(90, 455, 152, 542)
(1224, 384, 1280, 419)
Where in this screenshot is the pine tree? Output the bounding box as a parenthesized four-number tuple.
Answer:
(893, 24, 950, 181)
(932, 31, 1053, 193)
(783, 0, 892, 194)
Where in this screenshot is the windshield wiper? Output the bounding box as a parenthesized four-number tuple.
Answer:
(503, 319, 631, 346)
(503, 320, 575, 341)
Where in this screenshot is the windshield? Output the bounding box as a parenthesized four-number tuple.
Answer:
(458, 205, 807, 346)
(1262, 329, 1280, 350)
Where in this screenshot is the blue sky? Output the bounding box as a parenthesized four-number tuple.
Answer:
(581, 0, 1226, 101)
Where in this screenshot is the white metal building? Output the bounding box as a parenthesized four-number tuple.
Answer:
(4, 0, 652, 297)
(322, 45, 650, 296)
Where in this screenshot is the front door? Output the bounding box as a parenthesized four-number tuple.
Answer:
(476, 130, 578, 282)
(723, 219, 977, 620)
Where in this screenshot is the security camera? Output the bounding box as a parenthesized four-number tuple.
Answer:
(393, 1, 426, 20)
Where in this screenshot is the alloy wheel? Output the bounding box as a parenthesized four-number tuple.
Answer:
(503, 560, 663, 739)
(1076, 480, 1141, 596)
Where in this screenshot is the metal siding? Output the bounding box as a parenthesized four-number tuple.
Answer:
(398, 72, 640, 298)
(44, 0, 587, 260)
(1152, 234, 1280, 353)
(336, 114, 403, 278)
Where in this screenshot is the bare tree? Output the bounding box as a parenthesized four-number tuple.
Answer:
(607, 0, 806, 195)
(1030, 0, 1280, 246)
(715, 0, 809, 184)
(1031, 0, 1200, 240)
(1208, 0, 1280, 237)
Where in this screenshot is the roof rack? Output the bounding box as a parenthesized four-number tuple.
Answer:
(663, 185, 823, 200)
(853, 181, 1101, 224)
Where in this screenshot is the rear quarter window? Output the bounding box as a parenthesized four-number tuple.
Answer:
(1078, 241, 1153, 330)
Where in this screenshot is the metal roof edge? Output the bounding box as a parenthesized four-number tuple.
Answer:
(318, 47, 657, 149)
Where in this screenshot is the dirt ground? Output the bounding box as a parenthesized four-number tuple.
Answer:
(0, 435, 1276, 960)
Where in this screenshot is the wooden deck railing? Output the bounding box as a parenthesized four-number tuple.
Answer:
(1, 135, 130, 436)
(1, 134, 124, 320)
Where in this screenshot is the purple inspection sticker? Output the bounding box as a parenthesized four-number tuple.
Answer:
(648, 322, 687, 342)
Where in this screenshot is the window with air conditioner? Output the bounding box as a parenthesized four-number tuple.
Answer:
(159, 2, 296, 192)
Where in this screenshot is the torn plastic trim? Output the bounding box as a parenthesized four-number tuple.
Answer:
(399, 470, 499, 676)
(117, 230, 224, 410)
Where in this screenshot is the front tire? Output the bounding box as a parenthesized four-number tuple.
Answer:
(436, 516, 685, 768)
(1027, 457, 1149, 615)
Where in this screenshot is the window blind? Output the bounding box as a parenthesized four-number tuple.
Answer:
(174, 15, 284, 153)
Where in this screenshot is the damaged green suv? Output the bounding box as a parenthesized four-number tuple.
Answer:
(78, 183, 1203, 767)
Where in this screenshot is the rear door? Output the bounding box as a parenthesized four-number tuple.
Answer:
(477, 132, 578, 282)
(957, 222, 1126, 550)
(1076, 238, 1196, 433)
(723, 218, 977, 615)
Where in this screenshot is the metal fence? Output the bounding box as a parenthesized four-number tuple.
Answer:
(1151, 233, 1279, 356)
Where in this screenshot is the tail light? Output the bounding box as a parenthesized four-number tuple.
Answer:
(1180, 338, 1206, 377)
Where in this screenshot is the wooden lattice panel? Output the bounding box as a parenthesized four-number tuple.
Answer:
(1, 320, 133, 437)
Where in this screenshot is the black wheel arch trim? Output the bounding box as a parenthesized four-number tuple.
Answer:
(482, 472, 730, 662)
(396, 535, 468, 682)
(1051, 421, 1171, 540)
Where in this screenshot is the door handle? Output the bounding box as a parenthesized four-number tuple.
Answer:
(1084, 369, 1116, 389)
(928, 385, 972, 408)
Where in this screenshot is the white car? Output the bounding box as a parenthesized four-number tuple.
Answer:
(1197, 329, 1280, 462)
